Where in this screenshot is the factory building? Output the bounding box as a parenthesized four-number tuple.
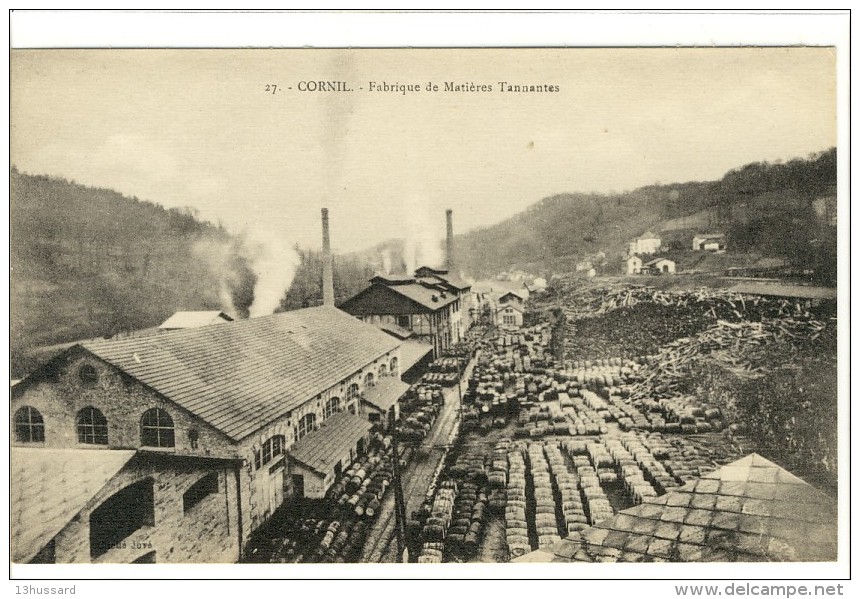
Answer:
(340, 209, 471, 359)
(10, 305, 402, 563)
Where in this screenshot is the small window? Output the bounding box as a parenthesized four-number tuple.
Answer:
(379, 363, 388, 378)
(397, 315, 410, 328)
(14, 406, 45, 443)
(254, 449, 261, 470)
(347, 383, 360, 401)
(188, 428, 199, 449)
(260, 435, 285, 467)
(365, 372, 375, 388)
(390, 357, 399, 375)
(294, 413, 316, 441)
(76, 406, 108, 445)
(79, 364, 99, 385)
(183, 472, 219, 513)
(140, 408, 175, 448)
(324, 396, 341, 419)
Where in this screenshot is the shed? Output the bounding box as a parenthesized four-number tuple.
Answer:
(644, 257, 676, 275)
(287, 411, 373, 499)
(360, 377, 410, 429)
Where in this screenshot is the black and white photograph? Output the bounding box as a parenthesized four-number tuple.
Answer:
(6, 9, 850, 588)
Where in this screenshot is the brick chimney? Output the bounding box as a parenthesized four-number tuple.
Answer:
(322, 208, 335, 307)
(445, 209, 454, 271)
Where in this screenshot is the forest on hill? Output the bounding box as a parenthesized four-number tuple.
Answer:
(453, 148, 837, 280)
(9, 169, 373, 377)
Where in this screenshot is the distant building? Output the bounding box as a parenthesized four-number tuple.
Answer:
(812, 195, 837, 227)
(628, 231, 662, 255)
(497, 303, 524, 328)
(644, 257, 676, 275)
(626, 255, 643, 275)
(10, 306, 402, 563)
(692, 234, 726, 252)
(498, 290, 526, 307)
(340, 270, 468, 359)
(159, 311, 234, 330)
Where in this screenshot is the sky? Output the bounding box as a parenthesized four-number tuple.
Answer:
(11, 48, 836, 255)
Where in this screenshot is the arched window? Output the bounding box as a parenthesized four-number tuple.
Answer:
(324, 396, 341, 419)
(365, 372, 375, 388)
(294, 413, 316, 441)
(262, 435, 285, 466)
(140, 408, 175, 448)
(378, 363, 388, 378)
(76, 406, 108, 445)
(347, 383, 360, 401)
(90, 478, 154, 559)
(389, 357, 399, 375)
(14, 406, 45, 443)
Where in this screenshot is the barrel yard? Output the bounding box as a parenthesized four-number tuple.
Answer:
(410, 278, 836, 563)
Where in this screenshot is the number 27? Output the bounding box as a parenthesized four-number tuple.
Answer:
(265, 84, 278, 94)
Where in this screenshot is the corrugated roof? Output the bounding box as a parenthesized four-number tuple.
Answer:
(11, 448, 136, 563)
(361, 377, 409, 413)
(288, 411, 372, 475)
(515, 453, 837, 563)
(399, 339, 434, 372)
(80, 306, 399, 441)
(159, 311, 233, 329)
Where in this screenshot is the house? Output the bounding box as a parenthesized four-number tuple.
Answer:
(414, 265, 473, 332)
(159, 311, 234, 329)
(626, 255, 643, 275)
(628, 231, 662, 255)
(10, 306, 402, 563)
(340, 270, 466, 359)
(498, 290, 526, 307)
(692, 233, 726, 252)
(644, 257, 676, 275)
(514, 454, 836, 563)
(496, 303, 524, 328)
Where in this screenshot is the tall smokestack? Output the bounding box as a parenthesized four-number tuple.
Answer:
(445, 209, 454, 271)
(322, 208, 335, 307)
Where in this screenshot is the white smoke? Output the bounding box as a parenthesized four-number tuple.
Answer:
(247, 231, 301, 318)
(403, 195, 444, 274)
(193, 237, 243, 316)
(381, 249, 392, 275)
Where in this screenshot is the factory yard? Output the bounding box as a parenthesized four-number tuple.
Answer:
(244, 279, 837, 564)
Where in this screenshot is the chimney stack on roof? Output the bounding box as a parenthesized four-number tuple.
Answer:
(322, 208, 335, 307)
(445, 209, 454, 271)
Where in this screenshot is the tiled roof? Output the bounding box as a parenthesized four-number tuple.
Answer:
(423, 272, 472, 291)
(80, 306, 399, 441)
(361, 377, 409, 413)
(370, 273, 415, 286)
(497, 304, 525, 314)
(515, 454, 837, 563)
(288, 411, 372, 475)
(159, 310, 233, 329)
(391, 283, 459, 310)
(11, 448, 136, 563)
(645, 257, 675, 267)
(399, 339, 434, 372)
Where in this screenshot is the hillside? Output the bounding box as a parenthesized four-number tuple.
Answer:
(454, 149, 837, 281)
(9, 169, 259, 376)
(10, 169, 379, 377)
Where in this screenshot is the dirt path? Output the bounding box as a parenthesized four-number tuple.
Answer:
(359, 360, 474, 563)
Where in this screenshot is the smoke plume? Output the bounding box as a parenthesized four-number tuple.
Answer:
(403, 195, 444, 274)
(194, 229, 299, 319)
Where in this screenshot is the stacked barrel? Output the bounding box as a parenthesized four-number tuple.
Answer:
(527, 443, 561, 549)
(504, 447, 530, 558)
(418, 481, 457, 562)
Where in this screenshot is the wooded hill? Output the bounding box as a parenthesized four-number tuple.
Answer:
(454, 149, 837, 281)
(9, 169, 374, 377)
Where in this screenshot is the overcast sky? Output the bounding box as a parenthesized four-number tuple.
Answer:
(11, 48, 836, 254)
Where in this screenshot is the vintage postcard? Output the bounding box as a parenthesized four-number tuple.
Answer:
(6, 9, 850, 593)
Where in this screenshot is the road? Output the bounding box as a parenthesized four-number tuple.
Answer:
(358, 359, 474, 563)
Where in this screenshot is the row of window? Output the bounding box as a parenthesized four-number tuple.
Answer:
(13, 406, 178, 448)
